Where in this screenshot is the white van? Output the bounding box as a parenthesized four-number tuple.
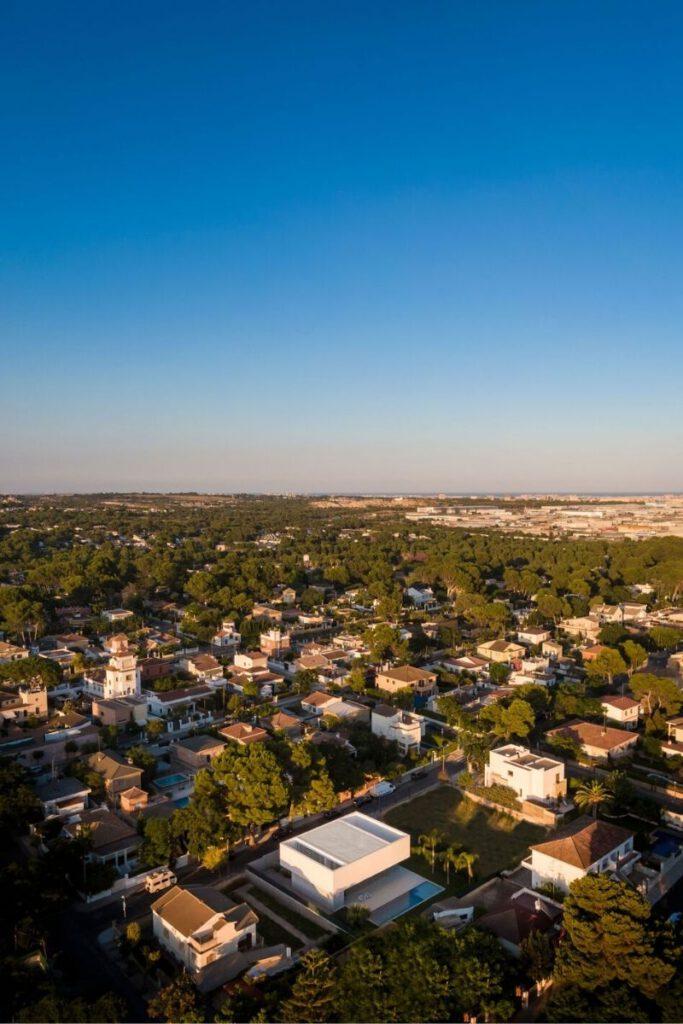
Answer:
(144, 868, 177, 894)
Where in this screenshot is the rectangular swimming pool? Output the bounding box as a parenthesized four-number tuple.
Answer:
(154, 773, 188, 789)
(370, 880, 444, 925)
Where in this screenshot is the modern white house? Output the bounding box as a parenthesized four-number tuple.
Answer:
(279, 812, 411, 911)
(484, 745, 567, 804)
(84, 634, 141, 700)
(152, 885, 258, 973)
(527, 816, 637, 894)
(371, 704, 425, 755)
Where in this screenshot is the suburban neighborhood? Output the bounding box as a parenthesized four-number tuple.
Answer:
(1, 492, 683, 1022)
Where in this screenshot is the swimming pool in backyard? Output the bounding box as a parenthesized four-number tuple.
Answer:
(651, 829, 683, 859)
(154, 773, 189, 789)
(370, 880, 444, 925)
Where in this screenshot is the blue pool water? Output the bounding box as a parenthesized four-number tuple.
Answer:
(370, 881, 444, 925)
(651, 830, 683, 859)
(174, 796, 190, 808)
(155, 773, 187, 789)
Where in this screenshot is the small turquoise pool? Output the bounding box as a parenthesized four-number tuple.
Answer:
(174, 796, 190, 808)
(370, 880, 444, 925)
(155, 773, 188, 789)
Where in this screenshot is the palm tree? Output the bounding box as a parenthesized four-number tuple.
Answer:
(456, 850, 478, 881)
(416, 829, 445, 874)
(439, 844, 462, 884)
(574, 778, 608, 819)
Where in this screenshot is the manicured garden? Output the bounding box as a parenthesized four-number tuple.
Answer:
(383, 784, 546, 896)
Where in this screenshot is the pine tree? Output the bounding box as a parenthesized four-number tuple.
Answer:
(280, 949, 337, 1024)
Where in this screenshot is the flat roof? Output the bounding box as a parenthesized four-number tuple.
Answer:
(286, 812, 406, 868)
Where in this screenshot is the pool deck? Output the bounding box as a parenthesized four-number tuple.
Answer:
(344, 865, 435, 921)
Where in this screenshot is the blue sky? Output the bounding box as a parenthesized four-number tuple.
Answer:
(2, 1, 682, 493)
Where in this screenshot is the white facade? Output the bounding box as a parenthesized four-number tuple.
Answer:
(405, 585, 439, 611)
(601, 697, 640, 728)
(529, 819, 636, 894)
(212, 620, 242, 650)
(485, 744, 567, 803)
(371, 705, 425, 755)
(152, 885, 257, 973)
(280, 812, 410, 911)
(85, 636, 141, 700)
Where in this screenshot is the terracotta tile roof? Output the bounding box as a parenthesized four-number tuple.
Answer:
(531, 815, 633, 869)
(601, 695, 639, 711)
(546, 719, 636, 751)
(219, 722, 267, 743)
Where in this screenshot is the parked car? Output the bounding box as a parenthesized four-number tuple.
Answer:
(369, 780, 395, 798)
(145, 868, 177, 894)
(354, 793, 373, 806)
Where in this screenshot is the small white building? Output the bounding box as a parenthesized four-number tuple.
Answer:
(152, 885, 258, 974)
(404, 585, 439, 612)
(516, 627, 552, 645)
(601, 695, 640, 729)
(528, 817, 637, 894)
(212, 620, 241, 651)
(279, 812, 410, 911)
(371, 704, 425, 755)
(485, 744, 567, 803)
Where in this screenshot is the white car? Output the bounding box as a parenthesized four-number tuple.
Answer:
(144, 868, 177, 894)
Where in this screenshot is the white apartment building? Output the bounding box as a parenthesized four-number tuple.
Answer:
(485, 744, 567, 804)
(84, 634, 141, 700)
(528, 817, 637, 894)
(152, 885, 258, 974)
(371, 704, 425, 755)
(279, 812, 410, 911)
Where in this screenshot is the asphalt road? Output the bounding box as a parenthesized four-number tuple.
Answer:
(69, 753, 464, 1018)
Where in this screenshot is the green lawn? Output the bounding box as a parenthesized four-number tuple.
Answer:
(384, 785, 546, 896)
(248, 887, 331, 941)
(254, 910, 304, 950)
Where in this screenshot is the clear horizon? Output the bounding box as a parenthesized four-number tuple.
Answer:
(2, 1, 683, 493)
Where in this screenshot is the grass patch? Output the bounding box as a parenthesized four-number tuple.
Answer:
(255, 911, 304, 950)
(249, 887, 331, 940)
(384, 785, 545, 897)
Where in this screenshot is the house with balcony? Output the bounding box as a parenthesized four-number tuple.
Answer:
(371, 704, 425, 755)
(527, 816, 637, 894)
(0, 682, 48, 724)
(37, 776, 91, 819)
(180, 653, 224, 685)
(211, 620, 241, 652)
(485, 745, 567, 804)
(145, 685, 215, 732)
(152, 884, 258, 975)
(63, 806, 142, 873)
